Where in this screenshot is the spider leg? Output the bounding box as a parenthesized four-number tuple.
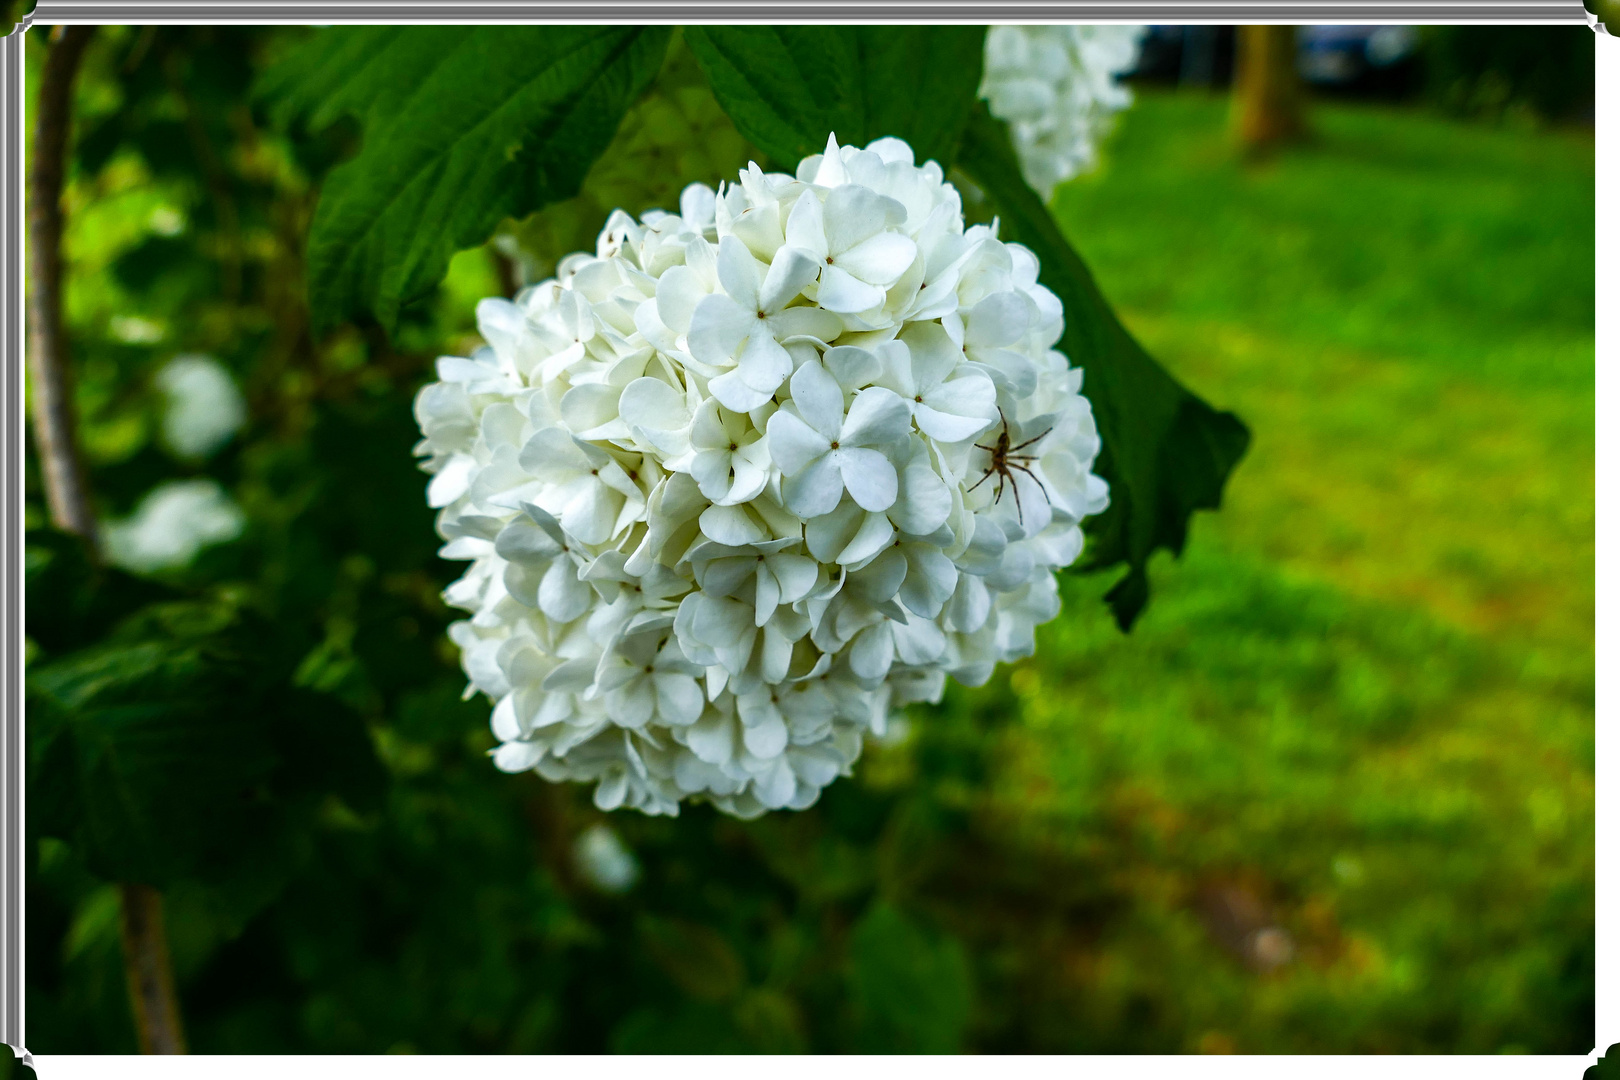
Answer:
(993, 470, 1006, 505)
(974, 444, 998, 453)
(1009, 462, 1051, 506)
(1008, 427, 1053, 453)
(1009, 467, 1025, 525)
(967, 468, 995, 494)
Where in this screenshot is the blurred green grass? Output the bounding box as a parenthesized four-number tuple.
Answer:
(934, 89, 1593, 1052)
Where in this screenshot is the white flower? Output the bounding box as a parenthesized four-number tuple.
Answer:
(103, 478, 244, 572)
(980, 25, 1147, 199)
(155, 354, 246, 460)
(766, 361, 912, 518)
(415, 133, 1109, 819)
(573, 823, 640, 893)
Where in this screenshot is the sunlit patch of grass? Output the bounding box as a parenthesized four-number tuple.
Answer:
(970, 90, 1594, 1052)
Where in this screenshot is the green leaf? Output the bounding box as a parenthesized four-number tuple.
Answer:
(685, 27, 985, 169)
(28, 600, 278, 886)
(258, 26, 673, 332)
(955, 105, 1251, 631)
(27, 597, 385, 887)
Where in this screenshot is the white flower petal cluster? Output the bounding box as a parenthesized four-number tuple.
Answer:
(980, 25, 1147, 199)
(415, 134, 1109, 819)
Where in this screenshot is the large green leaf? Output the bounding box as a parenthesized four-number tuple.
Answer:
(955, 106, 1250, 630)
(29, 600, 278, 886)
(684, 27, 985, 170)
(258, 26, 673, 332)
(28, 597, 384, 887)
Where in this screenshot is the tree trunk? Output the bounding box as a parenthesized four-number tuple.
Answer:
(1232, 25, 1308, 155)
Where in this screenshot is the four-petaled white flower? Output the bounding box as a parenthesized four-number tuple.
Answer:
(766, 361, 912, 518)
(415, 133, 1108, 819)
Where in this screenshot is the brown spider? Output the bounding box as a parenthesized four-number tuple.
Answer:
(967, 407, 1052, 526)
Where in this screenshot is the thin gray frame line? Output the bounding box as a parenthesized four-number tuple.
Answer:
(1, 20, 21, 1066)
(26, 3, 1598, 18)
(0, 7, 1597, 1067)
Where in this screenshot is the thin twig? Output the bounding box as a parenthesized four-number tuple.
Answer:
(27, 25, 189, 1056)
(27, 25, 96, 541)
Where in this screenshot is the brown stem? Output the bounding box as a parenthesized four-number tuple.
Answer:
(117, 884, 187, 1054)
(26, 25, 96, 541)
(27, 26, 189, 1056)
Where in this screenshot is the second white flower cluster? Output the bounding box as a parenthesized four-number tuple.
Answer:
(415, 134, 1109, 818)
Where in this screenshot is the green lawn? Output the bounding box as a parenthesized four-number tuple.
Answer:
(918, 90, 1594, 1053)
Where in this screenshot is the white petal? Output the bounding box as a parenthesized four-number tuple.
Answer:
(427, 454, 475, 508)
(493, 741, 545, 774)
(765, 410, 831, 477)
(788, 360, 846, 441)
(687, 294, 754, 366)
(710, 367, 777, 414)
(655, 265, 711, 334)
(715, 234, 763, 310)
(754, 563, 781, 626)
(607, 680, 656, 728)
(783, 191, 829, 261)
(770, 306, 846, 344)
(839, 387, 911, 449)
(964, 290, 1032, 348)
(690, 449, 735, 502)
(822, 345, 883, 391)
(559, 383, 623, 436)
(891, 453, 952, 536)
(823, 184, 905, 255)
(619, 376, 689, 433)
(753, 758, 798, 809)
(722, 451, 770, 506)
(835, 231, 917, 285)
(759, 245, 820, 312)
(782, 454, 845, 519)
(768, 554, 819, 605)
(849, 623, 894, 680)
(654, 674, 705, 726)
(558, 484, 616, 546)
(899, 320, 966, 392)
(594, 771, 630, 811)
(699, 503, 768, 546)
(841, 510, 894, 564)
(538, 558, 591, 622)
(742, 711, 788, 758)
(836, 449, 898, 512)
(680, 183, 716, 229)
(736, 327, 793, 393)
(814, 264, 886, 313)
(915, 401, 993, 444)
(685, 711, 737, 765)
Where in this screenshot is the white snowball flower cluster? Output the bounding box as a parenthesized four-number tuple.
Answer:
(414, 134, 1109, 819)
(980, 25, 1147, 199)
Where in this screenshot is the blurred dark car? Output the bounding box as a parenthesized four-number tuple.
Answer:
(1297, 25, 1421, 95)
(1125, 24, 1420, 99)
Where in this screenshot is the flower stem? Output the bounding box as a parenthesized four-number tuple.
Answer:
(27, 24, 189, 1056)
